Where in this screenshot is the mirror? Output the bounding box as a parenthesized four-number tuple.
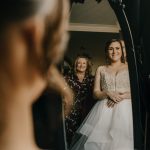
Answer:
(63, 0, 137, 149)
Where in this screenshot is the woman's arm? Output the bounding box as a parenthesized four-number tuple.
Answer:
(93, 67, 108, 100)
(93, 66, 124, 103)
(119, 91, 131, 99)
(48, 65, 73, 116)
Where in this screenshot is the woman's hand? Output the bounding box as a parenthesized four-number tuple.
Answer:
(119, 92, 131, 99)
(106, 91, 131, 108)
(107, 99, 116, 108)
(106, 91, 124, 103)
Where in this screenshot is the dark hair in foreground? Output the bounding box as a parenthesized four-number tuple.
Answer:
(0, 0, 68, 76)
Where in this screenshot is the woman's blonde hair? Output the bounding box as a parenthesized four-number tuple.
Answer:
(74, 54, 93, 75)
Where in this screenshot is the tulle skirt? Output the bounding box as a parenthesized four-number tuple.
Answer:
(70, 99, 134, 150)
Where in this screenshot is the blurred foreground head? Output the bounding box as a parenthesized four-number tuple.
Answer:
(0, 0, 69, 100)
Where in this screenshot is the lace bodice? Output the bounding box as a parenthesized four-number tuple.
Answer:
(99, 66, 131, 93)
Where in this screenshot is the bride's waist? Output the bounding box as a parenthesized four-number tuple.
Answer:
(103, 89, 130, 93)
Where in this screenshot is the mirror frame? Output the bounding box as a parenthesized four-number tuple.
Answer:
(68, 0, 144, 149)
(108, 0, 144, 149)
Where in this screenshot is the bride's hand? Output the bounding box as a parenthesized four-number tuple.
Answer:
(119, 92, 131, 99)
(106, 91, 124, 103)
(107, 99, 116, 108)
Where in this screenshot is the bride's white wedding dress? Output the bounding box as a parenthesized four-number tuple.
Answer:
(70, 66, 133, 150)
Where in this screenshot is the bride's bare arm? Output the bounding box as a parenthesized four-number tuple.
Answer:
(93, 67, 108, 100)
(119, 91, 131, 99)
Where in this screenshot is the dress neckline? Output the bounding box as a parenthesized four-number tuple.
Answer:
(103, 65, 128, 77)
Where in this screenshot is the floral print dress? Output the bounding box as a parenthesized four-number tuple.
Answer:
(64, 73, 95, 146)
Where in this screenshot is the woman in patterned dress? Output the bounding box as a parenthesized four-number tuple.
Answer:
(65, 54, 95, 146)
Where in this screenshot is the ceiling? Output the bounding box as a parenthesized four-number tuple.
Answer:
(69, 0, 120, 33)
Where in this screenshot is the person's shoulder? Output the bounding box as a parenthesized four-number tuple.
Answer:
(124, 63, 128, 68)
(122, 63, 129, 71)
(96, 65, 106, 72)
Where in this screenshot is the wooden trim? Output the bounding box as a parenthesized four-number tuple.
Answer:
(69, 23, 120, 33)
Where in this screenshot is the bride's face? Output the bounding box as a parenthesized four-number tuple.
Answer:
(107, 41, 122, 63)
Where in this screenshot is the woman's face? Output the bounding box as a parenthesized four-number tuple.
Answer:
(76, 58, 88, 73)
(107, 41, 122, 63)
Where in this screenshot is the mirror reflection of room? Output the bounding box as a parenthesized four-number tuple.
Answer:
(67, 38, 133, 150)
(63, 0, 133, 150)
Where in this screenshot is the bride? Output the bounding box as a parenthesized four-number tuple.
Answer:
(70, 39, 133, 150)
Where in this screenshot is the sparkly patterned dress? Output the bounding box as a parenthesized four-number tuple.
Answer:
(64, 73, 95, 146)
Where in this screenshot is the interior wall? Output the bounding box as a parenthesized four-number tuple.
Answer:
(66, 31, 120, 75)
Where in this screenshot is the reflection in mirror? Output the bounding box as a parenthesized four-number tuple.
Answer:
(63, 0, 134, 149)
